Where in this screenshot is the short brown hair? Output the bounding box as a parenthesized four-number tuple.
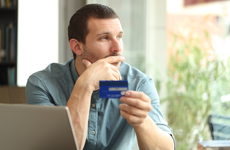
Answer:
(68, 4, 119, 59)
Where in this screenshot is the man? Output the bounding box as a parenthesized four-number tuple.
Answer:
(26, 4, 175, 150)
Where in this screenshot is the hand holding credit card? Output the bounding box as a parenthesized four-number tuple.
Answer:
(99, 81, 128, 98)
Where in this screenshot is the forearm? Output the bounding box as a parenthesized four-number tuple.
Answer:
(134, 116, 174, 150)
(66, 78, 93, 150)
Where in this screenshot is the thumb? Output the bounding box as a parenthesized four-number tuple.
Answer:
(82, 59, 92, 68)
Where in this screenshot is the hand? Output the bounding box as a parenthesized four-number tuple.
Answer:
(119, 91, 152, 127)
(81, 56, 124, 91)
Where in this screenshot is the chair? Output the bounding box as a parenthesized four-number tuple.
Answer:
(208, 114, 230, 140)
(0, 86, 26, 104)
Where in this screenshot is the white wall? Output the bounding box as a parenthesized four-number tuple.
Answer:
(17, 0, 85, 86)
(145, 0, 166, 90)
(145, 0, 167, 119)
(17, 0, 59, 86)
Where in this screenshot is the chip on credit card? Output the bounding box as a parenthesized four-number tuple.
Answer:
(99, 80, 128, 98)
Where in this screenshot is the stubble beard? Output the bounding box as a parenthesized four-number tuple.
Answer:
(82, 45, 122, 69)
(104, 53, 122, 69)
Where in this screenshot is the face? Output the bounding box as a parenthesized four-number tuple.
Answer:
(80, 18, 124, 68)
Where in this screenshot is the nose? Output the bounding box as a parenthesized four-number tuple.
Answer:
(110, 38, 123, 54)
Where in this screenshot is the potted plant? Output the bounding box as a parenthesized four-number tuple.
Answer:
(163, 15, 230, 150)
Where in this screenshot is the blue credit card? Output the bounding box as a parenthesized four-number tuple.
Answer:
(99, 80, 128, 98)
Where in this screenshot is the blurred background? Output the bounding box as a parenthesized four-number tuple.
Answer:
(1, 0, 230, 149)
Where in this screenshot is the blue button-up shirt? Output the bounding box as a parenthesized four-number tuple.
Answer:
(26, 58, 175, 150)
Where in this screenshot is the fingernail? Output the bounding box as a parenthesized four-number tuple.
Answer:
(126, 91, 130, 96)
(82, 60, 85, 65)
(121, 56, 125, 60)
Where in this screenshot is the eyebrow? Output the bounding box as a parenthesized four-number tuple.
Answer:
(96, 31, 124, 37)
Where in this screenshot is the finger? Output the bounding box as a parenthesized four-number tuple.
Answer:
(119, 104, 148, 118)
(82, 59, 92, 68)
(108, 63, 120, 71)
(104, 56, 125, 64)
(118, 70, 122, 80)
(120, 97, 151, 111)
(124, 91, 150, 103)
(108, 64, 121, 80)
(111, 69, 121, 80)
(120, 110, 144, 126)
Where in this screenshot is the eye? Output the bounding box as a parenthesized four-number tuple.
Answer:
(101, 36, 108, 40)
(117, 35, 123, 39)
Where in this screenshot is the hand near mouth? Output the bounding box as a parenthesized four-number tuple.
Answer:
(80, 56, 125, 91)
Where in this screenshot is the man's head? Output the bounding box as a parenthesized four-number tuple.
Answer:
(68, 4, 121, 60)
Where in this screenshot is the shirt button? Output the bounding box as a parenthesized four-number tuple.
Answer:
(91, 131, 95, 135)
(92, 103, 96, 108)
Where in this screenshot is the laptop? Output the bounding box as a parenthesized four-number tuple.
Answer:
(0, 104, 79, 150)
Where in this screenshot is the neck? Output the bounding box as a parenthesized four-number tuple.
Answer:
(74, 57, 85, 76)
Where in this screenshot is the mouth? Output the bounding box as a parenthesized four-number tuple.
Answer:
(104, 53, 122, 68)
(104, 53, 122, 58)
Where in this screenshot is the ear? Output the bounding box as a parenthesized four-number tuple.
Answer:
(69, 39, 83, 56)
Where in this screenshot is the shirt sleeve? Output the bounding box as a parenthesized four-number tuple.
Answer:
(26, 75, 55, 106)
(138, 78, 176, 148)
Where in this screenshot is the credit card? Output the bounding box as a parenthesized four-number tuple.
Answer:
(99, 80, 128, 98)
